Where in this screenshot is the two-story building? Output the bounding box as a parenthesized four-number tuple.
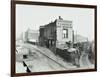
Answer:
(39, 16, 74, 53)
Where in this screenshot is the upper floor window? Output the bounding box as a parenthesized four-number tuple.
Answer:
(63, 29, 68, 38)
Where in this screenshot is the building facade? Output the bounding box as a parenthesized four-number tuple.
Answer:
(39, 16, 73, 53)
(25, 28, 39, 44)
(56, 16, 73, 48)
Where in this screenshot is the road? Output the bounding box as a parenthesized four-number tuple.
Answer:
(79, 52, 94, 68)
(16, 43, 68, 72)
(16, 42, 94, 73)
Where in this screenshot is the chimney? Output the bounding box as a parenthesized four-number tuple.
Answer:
(59, 16, 63, 20)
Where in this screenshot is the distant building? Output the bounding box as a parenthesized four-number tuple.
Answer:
(74, 34, 88, 43)
(39, 16, 73, 53)
(25, 28, 39, 44)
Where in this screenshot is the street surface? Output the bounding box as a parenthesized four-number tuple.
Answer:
(16, 42, 94, 73)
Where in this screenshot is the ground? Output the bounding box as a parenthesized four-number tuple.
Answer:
(16, 42, 94, 73)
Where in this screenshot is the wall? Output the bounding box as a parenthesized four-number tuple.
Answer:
(56, 19, 73, 44)
(0, 0, 99, 77)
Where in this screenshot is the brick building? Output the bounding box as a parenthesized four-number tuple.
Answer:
(39, 16, 74, 53)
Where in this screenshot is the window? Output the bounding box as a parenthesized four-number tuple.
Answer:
(63, 29, 68, 38)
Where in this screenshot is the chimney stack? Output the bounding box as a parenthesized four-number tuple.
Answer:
(59, 16, 63, 20)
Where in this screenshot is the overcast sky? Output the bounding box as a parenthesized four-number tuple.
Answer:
(16, 4, 94, 41)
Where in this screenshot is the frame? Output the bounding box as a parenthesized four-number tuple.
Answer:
(11, 0, 97, 77)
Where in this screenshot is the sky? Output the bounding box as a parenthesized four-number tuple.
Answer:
(16, 4, 95, 41)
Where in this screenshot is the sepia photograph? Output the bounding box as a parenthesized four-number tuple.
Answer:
(11, 1, 97, 76)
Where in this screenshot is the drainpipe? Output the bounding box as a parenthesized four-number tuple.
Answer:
(72, 30, 74, 48)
